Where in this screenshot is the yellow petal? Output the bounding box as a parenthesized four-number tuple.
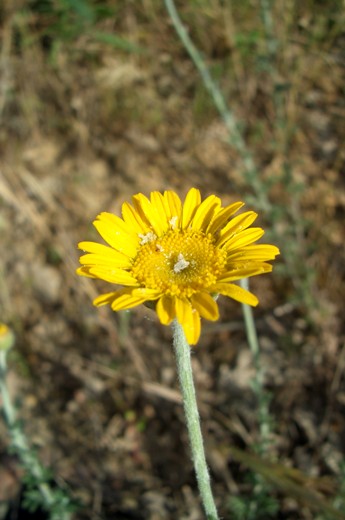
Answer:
(93, 291, 118, 306)
(88, 267, 138, 285)
(150, 191, 169, 224)
(111, 287, 160, 311)
(206, 201, 244, 234)
(95, 211, 134, 233)
(94, 214, 139, 257)
(189, 310, 201, 345)
(175, 298, 201, 345)
(163, 190, 182, 226)
(217, 211, 258, 247)
(221, 228, 265, 251)
(227, 244, 280, 261)
(191, 292, 219, 321)
(132, 193, 167, 235)
(121, 202, 149, 234)
(79, 246, 132, 268)
(76, 266, 97, 278)
(129, 194, 149, 226)
(209, 283, 258, 306)
(189, 195, 221, 231)
(131, 287, 162, 299)
(156, 295, 176, 325)
(78, 241, 131, 267)
(78, 241, 114, 254)
(181, 188, 201, 229)
(219, 263, 272, 282)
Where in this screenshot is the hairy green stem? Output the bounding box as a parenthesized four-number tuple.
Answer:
(172, 320, 219, 520)
(0, 349, 71, 520)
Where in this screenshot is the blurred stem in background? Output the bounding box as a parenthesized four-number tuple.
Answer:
(0, 324, 74, 520)
(164, 0, 270, 213)
(240, 278, 271, 453)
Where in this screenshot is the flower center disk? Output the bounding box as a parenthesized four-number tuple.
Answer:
(131, 230, 226, 297)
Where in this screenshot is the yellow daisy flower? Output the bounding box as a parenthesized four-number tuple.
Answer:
(77, 188, 279, 345)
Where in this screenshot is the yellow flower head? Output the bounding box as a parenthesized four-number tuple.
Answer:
(0, 324, 15, 351)
(77, 188, 279, 345)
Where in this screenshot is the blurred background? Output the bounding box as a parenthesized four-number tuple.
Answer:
(0, 0, 344, 518)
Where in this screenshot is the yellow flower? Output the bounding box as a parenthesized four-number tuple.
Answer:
(0, 324, 15, 351)
(77, 188, 279, 345)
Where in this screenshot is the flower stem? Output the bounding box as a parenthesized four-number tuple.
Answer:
(0, 349, 72, 520)
(172, 320, 219, 520)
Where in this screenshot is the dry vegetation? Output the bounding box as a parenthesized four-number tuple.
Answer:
(0, 0, 344, 518)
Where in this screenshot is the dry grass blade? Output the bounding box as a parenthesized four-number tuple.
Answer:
(229, 447, 345, 520)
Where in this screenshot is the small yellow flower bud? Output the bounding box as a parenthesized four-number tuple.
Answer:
(0, 324, 15, 352)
